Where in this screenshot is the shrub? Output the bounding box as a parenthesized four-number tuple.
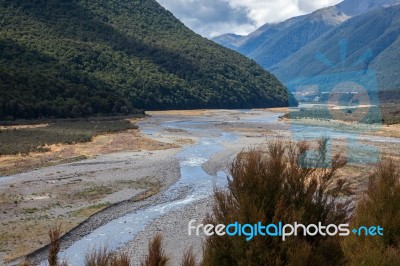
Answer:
(180, 247, 196, 266)
(141, 234, 168, 266)
(48, 226, 62, 266)
(202, 139, 352, 266)
(85, 247, 131, 266)
(342, 160, 400, 265)
(85, 247, 112, 266)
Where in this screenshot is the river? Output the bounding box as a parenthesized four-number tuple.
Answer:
(40, 110, 400, 265)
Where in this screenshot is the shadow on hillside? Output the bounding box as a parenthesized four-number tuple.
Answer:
(2, 0, 199, 80)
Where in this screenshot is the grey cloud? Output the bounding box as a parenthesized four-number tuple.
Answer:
(157, 0, 256, 37)
(157, 0, 343, 38)
(298, 0, 320, 12)
(297, 0, 340, 13)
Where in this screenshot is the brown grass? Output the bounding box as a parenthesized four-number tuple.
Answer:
(18, 260, 31, 266)
(85, 247, 113, 266)
(80, 248, 132, 266)
(109, 253, 131, 266)
(0, 120, 177, 176)
(1, 178, 164, 261)
(376, 124, 400, 138)
(2, 220, 69, 262)
(141, 234, 168, 266)
(180, 247, 196, 266)
(48, 225, 62, 266)
(0, 124, 48, 130)
(70, 203, 110, 217)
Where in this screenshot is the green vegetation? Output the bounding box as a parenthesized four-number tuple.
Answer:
(283, 92, 400, 125)
(72, 186, 114, 202)
(70, 203, 111, 219)
(0, 0, 295, 120)
(283, 106, 384, 124)
(379, 90, 400, 124)
(380, 104, 400, 125)
(0, 119, 137, 155)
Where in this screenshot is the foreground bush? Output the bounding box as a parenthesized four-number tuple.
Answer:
(140, 234, 168, 266)
(84, 247, 130, 266)
(202, 140, 352, 266)
(48, 226, 62, 266)
(342, 160, 400, 265)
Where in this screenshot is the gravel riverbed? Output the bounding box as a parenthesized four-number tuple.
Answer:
(5, 109, 400, 265)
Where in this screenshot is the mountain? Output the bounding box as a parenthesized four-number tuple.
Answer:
(212, 33, 243, 49)
(213, 6, 349, 69)
(213, 0, 400, 80)
(0, 0, 295, 120)
(237, 7, 348, 69)
(271, 4, 400, 91)
(336, 0, 400, 16)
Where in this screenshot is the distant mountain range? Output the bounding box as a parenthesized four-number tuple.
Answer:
(0, 0, 295, 120)
(213, 0, 400, 92)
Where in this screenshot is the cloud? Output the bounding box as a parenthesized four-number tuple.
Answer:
(156, 0, 343, 38)
(157, 0, 256, 37)
(297, 0, 343, 12)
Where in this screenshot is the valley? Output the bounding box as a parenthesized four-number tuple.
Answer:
(0, 0, 399, 264)
(1, 109, 399, 264)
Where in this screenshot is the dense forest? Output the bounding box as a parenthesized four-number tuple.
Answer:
(0, 0, 296, 120)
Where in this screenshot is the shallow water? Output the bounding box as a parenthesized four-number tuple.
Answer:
(290, 122, 400, 164)
(49, 120, 238, 265)
(41, 110, 399, 265)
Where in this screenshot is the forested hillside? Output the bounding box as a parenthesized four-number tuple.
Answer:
(0, 0, 294, 120)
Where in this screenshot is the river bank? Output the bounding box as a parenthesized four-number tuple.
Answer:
(0, 116, 190, 263)
(119, 109, 400, 265)
(2, 109, 400, 265)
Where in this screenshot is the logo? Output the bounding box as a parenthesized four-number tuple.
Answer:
(188, 220, 384, 241)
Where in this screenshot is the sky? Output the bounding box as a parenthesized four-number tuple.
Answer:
(156, 0, 343, 38)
